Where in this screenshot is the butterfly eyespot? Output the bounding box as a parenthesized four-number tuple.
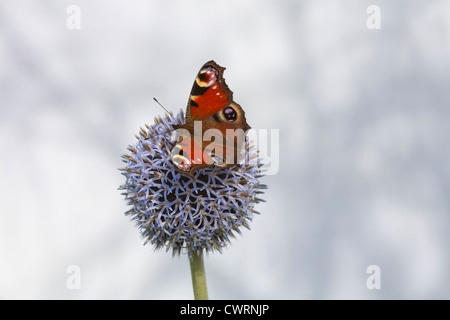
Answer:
(223, 106, 237, 122)
(172, 154, 191, 172)
(198, 67, 218, 87)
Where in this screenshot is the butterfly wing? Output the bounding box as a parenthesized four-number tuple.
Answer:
(186, 60, 232, 122)
(171, 134, 213, 173)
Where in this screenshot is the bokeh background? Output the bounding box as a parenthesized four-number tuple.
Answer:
(0, 0, 449, 299)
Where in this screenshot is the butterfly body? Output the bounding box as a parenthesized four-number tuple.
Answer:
(171, 61, 250, 175)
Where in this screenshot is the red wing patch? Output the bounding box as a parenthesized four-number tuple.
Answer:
(171, 134, 213, 174)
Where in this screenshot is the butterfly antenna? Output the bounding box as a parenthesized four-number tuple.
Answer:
(153, 97, 171, 115)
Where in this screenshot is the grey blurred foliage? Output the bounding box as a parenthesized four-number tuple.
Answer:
(0, 0, 448, 299)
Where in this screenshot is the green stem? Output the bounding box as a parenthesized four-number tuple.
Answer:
(189, 249, 209, 300)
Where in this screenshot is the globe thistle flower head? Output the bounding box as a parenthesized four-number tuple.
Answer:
(119, 111, 266, 256)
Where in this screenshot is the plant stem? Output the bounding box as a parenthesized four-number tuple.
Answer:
(189, 249, 208, 300)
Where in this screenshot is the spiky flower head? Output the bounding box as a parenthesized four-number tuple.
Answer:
(119, 111, 266, 255)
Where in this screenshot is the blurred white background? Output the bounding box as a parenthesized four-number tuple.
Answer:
(0, 0, 449, 299)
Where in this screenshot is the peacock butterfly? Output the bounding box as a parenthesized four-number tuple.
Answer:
(171, 60, 251, 175)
